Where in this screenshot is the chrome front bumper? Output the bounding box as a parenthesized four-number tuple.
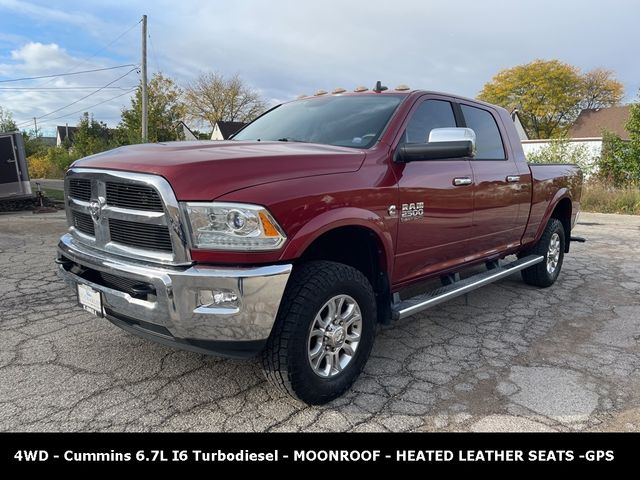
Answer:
(57, 233, 292, 358)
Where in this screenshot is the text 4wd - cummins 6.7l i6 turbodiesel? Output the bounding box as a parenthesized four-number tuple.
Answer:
(57, 84, 583, 404)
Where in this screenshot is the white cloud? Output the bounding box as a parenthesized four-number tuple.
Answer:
(0, 42, 136, 132)
(0, 0, 103, 30)
(8, 42, 68, 73)
(1, 0, 639, 133)
(141, 0, 639, 102)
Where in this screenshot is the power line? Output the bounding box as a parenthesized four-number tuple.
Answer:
(148, 31, 161, 73)
(18, 88, 137, 130)
(43, 87, 138, 123)
(0, 86, 137, 91)
(36, 68, 138, 121)
(55, 21, 142, 79)
(33, 19, 142, 89)
(0, 64, 138, 83)
(15, 68, 139, 127)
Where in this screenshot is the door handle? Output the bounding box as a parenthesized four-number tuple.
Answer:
(453, 177, 472, 186)
(506, 175, 520, 183)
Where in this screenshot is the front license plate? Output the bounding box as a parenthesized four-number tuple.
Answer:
(78, 283, 103, 317)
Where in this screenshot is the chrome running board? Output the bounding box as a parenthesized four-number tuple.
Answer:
(391, 255, 544, 320)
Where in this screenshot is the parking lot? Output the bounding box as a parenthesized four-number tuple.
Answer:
(0, 210, 638, 432)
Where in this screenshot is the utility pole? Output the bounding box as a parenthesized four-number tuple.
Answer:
(141, 14, 148, 143)
(33, 117, 38, 137)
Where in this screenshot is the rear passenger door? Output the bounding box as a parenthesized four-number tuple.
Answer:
(459, 103, 530, 257)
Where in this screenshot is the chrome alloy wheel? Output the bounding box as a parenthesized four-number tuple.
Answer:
(307, 294, 362, 378)
(546, 232, 561, 274)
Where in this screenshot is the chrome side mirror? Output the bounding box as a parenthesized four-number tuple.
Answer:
(396, 127, 477, 162)
(428, 127, 476, 156)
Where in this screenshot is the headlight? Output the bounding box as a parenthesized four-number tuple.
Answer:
(183, 202, 286, 251)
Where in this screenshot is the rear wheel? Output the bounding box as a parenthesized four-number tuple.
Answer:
(261, 261, 376, 404)
(521, 218, 565, 287)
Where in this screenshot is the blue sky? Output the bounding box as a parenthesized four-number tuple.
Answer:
(1, 0, 638, 136)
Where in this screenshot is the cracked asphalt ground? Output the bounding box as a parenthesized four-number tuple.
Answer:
(0, 211, 638, 432)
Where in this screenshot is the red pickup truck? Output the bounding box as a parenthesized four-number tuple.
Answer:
(57, 85, 582, 404)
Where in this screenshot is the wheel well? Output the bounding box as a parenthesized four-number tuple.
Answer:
(298, 226, 391, 323)
(551, 198, 572, 252)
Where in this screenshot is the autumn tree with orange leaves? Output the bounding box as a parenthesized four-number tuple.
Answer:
(478, 60, 624, 139)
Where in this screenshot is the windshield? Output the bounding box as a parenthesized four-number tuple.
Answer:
(232, 95, 404, 149)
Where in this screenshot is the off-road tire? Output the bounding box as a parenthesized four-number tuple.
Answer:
(521, 218, 565, 288)
(261, 261, 376, 404)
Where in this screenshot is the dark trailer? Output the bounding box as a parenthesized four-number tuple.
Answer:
(0, 131, 31, 200)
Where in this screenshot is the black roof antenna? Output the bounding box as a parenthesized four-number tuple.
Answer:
(373, 80, 388, 93)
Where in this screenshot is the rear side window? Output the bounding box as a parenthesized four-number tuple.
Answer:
(460, 105, 506, 160)
(404, 100, 456, 144)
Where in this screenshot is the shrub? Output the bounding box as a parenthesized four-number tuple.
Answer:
(26, 146, 76, 179)
(27, 153, 55, 178)
(526, 137, 596, 176)
(581, 181, 640, 215)
(598, 131, 640, 187)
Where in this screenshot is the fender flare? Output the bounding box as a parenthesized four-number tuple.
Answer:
(280, 207, 394, 274)
(533, 187, 572, 244)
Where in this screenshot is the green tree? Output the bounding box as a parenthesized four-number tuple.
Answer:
(72, 112, 114, 158)
(118, 73, 185, 144)
(183, 72, 267, 130)
(599, 91, 640, 186)
(625, 95, 640, 143)
(478, 60, 624, 139)
(0, 105, 17, 132)
(20, 130, 48, 157)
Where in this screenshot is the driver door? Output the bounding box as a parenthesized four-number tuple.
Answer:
(391, 98, 474, 286)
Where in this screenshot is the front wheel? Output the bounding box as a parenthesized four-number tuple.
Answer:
(521, 217, 566, 288)
(261, 261, 376, 405)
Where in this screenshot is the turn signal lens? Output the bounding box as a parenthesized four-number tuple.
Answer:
(259, 211, 280, 237)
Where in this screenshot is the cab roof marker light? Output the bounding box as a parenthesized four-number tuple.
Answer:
(373, 80, 388, 93)
(395, 84, 411, 91)
(354, 86, 368, 92)
(314, 90, 328, 96)
(332, 87, 347, 94)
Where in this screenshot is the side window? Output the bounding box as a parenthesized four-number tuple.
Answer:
(403, 99, 456, 144)
(460, 105, 505, 160)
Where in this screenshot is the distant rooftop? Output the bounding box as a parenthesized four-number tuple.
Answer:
(569, 106, 631, 140)
(214, 121, 247, 139)
(56, 125, 78, 143)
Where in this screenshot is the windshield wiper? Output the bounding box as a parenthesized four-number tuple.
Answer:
(276, 137, 307, 143)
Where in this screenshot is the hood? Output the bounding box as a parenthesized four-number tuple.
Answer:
(71, 140, 366, 201)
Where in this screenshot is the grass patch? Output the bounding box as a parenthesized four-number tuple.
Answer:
(581, 182, 640, 215)
(41, 188, 64, 201)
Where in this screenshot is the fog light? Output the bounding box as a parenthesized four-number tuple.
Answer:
(198, 289, 239, 308)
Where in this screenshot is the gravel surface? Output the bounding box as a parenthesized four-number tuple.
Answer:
(0, 211, 638, 432)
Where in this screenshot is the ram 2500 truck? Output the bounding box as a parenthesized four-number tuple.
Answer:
(56, 86, 582, 404)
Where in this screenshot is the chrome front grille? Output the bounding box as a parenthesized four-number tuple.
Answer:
(72, 211, 95, 236)
(106, 182, 163, 212)
(109, 218, 173, 252)
(69, 178, 92, 201)
(64, 168, 191, 265)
